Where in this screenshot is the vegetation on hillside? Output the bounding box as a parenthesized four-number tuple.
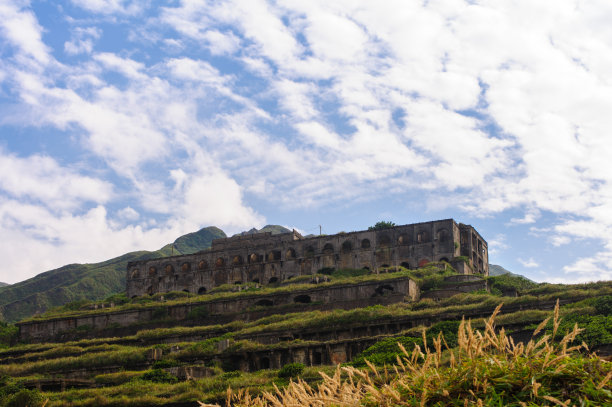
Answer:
(0, 226, 225, 323)
(222, 303, 612, 406)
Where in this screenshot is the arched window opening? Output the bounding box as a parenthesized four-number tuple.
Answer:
(400, 262, 410, 269)
(361, 239, 371, 249)
(305, 246, 315, 258)
(398, 234, 409, 245)
(198, 260, 208, 270)
(232, 255, 243, 265)
(267, 251, 281, 261)
(130, 269, 139, 279)
(341, 241, 352, 253)
(322, 243, 334, 254)
(286, 248, 296, 259)
(439, 257, 449, 263)
(417, 231, 428, 243)
(249, 253, 259, 263)
(313, 351, 322, 365)
(182, 289, 190, 294)
(181, 262, 191, 272)
(234, 280, 243, 285)
(255, 299, 273, 307)
(294, 295, 311, 304)
(215, 257, 225, 268)
(373, 284, 394, 297)
(148, 267, 157, 276)
(252, 278, 260, 284)
(164, 264, 174, 274)
(198, 287, 207, 295)
(268, 277, 278, 284)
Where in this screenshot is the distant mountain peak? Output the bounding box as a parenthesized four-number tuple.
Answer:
(234, 225, 291, 237)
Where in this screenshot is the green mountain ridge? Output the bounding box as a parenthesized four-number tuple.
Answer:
(0, 226, 226, 323)
(0, 283, 8, 288)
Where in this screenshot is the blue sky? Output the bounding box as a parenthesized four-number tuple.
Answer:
(1, 0, 611, 284)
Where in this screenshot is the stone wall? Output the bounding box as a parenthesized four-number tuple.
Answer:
(126, 219, 489, 297)
(18, 277, 418, 342)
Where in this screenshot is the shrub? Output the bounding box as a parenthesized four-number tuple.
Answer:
(368, 221, 396, 230)
(224, 303, 612, 406)
(278, 363, 305, 378)
(593, 295, 612, 315)
(140, 368, 178, 383)
(350, 336, 422, 367)
(222, 370, 242, 379)
(6, 389, 45, 407)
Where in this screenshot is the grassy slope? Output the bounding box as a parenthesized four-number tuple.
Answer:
(0, 227, 226, 323)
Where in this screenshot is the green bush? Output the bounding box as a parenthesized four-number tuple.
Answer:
(368, 221, 396, 230)
(278, 362, 305, 378)
(222, 370, 242, 379)
(6, 389, 45, 407)
(593, 295, 612, 315)
(350, 336, 423, 367)
(140, 368, 178, 383)
(152, 359, 181, 369)
(0, 323, 17, 347)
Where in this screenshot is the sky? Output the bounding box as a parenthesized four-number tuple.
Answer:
(0, 0, 611, 285)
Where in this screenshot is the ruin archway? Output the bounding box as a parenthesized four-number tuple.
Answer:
(255, 299, 274, 307)
(198, 260, 208, 270)
(164, 264, 174, 274)
(215, 257, 225, 268)
(361, 239, 371, 249)
(268, 277, 278, 284)
(260, 357, 270, 370)
(294, 295, 311, 304)
(148, 266, 157, 276)
(198, 287, 207, 295)
(232, 255, 243, 265)
(322, 243, 334, 254)
(286, 248, 296, 259)
(341, 240, 352, 253)
(181, 262, 191, 272)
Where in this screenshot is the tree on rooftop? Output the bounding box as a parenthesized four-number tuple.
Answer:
(368, 221, 396, 230)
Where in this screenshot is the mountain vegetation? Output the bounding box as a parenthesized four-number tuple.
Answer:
(0, 275, 609, 406)
(0, 227, 226, 323)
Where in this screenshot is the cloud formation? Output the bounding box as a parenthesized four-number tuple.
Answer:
(0, 0, 611, 283)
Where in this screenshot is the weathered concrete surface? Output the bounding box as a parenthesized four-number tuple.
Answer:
(18, 277, 418, 342)
(126, 219, 488, 297)
(420, 275, 488, 301)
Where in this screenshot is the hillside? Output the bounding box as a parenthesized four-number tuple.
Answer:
(0, 271, 609, 406)
(0, 226, 226, 323)
(0, 282, 8, 288)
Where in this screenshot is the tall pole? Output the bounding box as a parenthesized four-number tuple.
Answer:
(319, 225, 321, 235)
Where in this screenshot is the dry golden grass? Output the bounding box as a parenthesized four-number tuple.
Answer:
(203, 301, 611, 407)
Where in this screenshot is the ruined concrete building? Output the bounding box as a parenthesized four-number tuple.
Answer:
(126, 219, 488, 298)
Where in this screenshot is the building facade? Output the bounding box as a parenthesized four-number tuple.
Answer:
(126, 219, 488, 298)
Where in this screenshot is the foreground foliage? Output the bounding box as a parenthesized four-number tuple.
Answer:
(217, 302, 612, 406)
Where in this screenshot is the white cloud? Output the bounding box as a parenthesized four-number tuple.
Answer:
(2, 0, 612, 284)
(0, 150, 113, 210)
(0, 0, 50, 65)
(70, 0, 143, 15)
(64, 27, 101, 55)
(518, 258, 539, 268)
